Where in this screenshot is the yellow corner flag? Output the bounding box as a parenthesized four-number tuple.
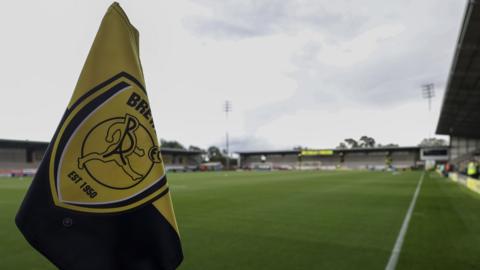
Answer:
(16, 3, 183, 269)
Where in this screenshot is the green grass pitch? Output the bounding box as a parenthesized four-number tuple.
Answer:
(1, 170, 480, 269)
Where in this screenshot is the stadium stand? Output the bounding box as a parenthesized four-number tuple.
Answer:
(343, 151, 387, 170)
(237, 146, 432, 171)
(0, 139, 203, 176)
(391, 150, 421, 169)
(436, 0, 480, 171)
(301, 155, 341, 170)
(238, 150, 300, 170)
(0, 139, 47, 176)
(161, 148, 204, 172)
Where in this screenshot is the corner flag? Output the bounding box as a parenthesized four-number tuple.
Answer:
(15, 3, 183, 269)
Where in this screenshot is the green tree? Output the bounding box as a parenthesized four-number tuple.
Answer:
(293, 146, 303, 151)
(207, 146, 226, 164)
(384, 143, 399, 147)
(418, 137, 447, 147)
(336, 142, 348, 149)
(160, 139, 185, 149)
(188, 145, 205, 152)
(359, 136, 375, 148)
(344, 138, 359, 148)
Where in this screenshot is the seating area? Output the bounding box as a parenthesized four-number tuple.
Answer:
(239, 147, 423, 171)
(391, 152, 417, 169)
(343, 153, 386, 169)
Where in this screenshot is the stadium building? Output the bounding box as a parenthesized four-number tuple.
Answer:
(237, 146, 448, 171)
(0, 139, 203, 176)
(436, 0, 480, 168)
(0, 139, 47, 175)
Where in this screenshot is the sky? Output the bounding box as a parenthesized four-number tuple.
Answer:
(0, 0, 466, 151)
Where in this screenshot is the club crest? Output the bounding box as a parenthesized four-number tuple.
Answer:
(49, 73, 167, 213)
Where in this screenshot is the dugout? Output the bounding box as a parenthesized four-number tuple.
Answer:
(436, 0, 480, 167)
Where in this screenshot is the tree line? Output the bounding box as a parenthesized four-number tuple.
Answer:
(335, 136, 447, 149)
(159, 136, 448, 163)
(160, 139, 226, 163)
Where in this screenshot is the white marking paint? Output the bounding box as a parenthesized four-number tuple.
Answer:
(385, 172, 425, 270)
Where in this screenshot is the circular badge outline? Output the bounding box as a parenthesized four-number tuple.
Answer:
(81, 116, 156, 190)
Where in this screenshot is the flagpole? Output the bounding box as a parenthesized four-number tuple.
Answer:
(224, 100, 232, 170)
(421, 83, 435, 138)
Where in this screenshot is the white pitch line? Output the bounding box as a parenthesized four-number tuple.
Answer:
(385, 172, 425, 270)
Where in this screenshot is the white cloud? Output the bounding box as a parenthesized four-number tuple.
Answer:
(0, 0, 463, 151)
(314, 24, 406, 68)
(256, 97, 447, 149)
